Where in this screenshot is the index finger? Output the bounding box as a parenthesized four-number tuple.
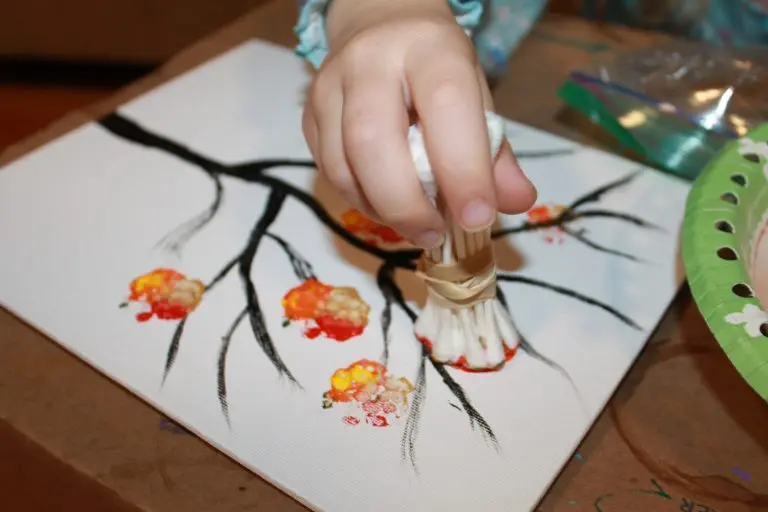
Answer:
(407, 53, 496, 232)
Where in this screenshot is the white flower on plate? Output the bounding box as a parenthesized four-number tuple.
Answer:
(725, 303, 768, 337)
(738, 137, 768, 179)
(737, 137, 768, 160)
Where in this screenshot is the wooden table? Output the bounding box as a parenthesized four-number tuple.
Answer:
(1, 2, 766, 510)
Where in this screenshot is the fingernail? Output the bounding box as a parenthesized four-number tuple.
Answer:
(461, 200, 495, 231)
(411, 230, 443, 248)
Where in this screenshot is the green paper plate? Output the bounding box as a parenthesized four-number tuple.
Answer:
(683, 124, 768, 402)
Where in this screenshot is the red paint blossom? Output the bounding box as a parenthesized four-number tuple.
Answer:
(322, 359, 415, 428)
(342, 416, 361, 426)
(366, 415, 390, 427)
(123, 268, 204, 322)
(417, 336, 518, 373)
(282, 278, 371, 341)
(527, 203, 568, 245)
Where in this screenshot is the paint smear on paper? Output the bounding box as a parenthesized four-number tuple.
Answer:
(418, 335, 517, 373)
(340, 209, 404, 246)
(282, 278, 371, 341)
(122, 268, 204, 322)
(159, 416, 191, 435)
(322, 359, 414, 427)
(732, 466, 751, 481)
(527, 203, 568, 244)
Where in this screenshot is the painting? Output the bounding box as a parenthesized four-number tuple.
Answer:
(0, 41, 690, 511)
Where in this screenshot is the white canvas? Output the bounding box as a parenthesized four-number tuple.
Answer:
(0, 41, 690, 511)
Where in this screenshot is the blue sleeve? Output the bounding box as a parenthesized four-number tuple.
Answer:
(473, 0, 549, 77)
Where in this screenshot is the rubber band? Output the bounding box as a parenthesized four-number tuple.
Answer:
(416, 245, 497, 309)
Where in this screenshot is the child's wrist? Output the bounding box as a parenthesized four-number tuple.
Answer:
(326, 0, 453, 50)
(294, 0, 485, 70)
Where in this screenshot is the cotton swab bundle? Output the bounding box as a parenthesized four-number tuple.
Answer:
(408, 112, 520, 371)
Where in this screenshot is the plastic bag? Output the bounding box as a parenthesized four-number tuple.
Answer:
(558, 41, 768, 180)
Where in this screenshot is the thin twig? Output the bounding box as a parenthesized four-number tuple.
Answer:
(401, 352, 427, 471)
(217, 306, 249, 427)
(561, 226, 643, 262)
(265, 232, 316, 281)
(375, 263, 396, 365)
(155, 173, 224, 254)
(569, 170, 641, 209)
(239, 190, 301, 386)
(498, 274, 641, 329)
(161, 318, 187, 386)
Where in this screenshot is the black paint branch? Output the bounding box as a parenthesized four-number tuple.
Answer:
(239, 189, 301, 386)
(569, 170, 641, 209)
(99, 114, 230, 255)
(217, 306, 249, 426)
(99, 113, 224, 172)
(430, 361, 499, 448)
(98, 112, 421, 268)
(155, 173, 224, 255)
(561, 226, 643, 262)
(161, 318, 187, 386)
(401, 353, 427, 471)
(376, 263, 397, 365)
(235, 173, 420, 268)
(496, 286, 587, 416)
(207, 254, 241, 290)
(498, 274, 641, 330)
(572, 208, 660, 230)
(377, 268, 498, 453)
(160, 247, 243, 385)
(492, 170, 651, 241)
(228, 160, 317, 180)
(265, 232, 316, 281)
(102, 110, 651, 456)
(492, 206, 655, 238)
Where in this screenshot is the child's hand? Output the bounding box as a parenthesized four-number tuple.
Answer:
(302, 0, 536, 248)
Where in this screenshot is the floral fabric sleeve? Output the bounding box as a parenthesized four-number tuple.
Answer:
(294, 0, 546, 78)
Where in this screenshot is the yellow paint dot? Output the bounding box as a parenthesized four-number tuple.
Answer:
(350, 365, 375, 385)
(331, 370, 351, 391)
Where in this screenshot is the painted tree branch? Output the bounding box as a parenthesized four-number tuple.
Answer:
(217, 306, 248, 425)
(492, 171, 658, 246)
(238, 189, 300, 387)
(560, 225, 643, 262)
(99, 113, 626, 267)
(156, 173, 224, 255)
(496, 286, 587, 415)
(497, 274, 641, 330)
(376, 263, 397, 366)
(375, 264, 499, 467)
(100, 111, 649, 468)
(266, 232, 316, 281)
(162, 318, 188, 385)
(98, 113, 420, 267)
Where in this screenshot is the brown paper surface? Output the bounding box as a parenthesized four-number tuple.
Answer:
(0, 0, 269, 62)
(0, 3, 766, 510)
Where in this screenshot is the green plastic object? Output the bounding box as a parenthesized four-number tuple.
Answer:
(558, 80, 648, 160)
(683, 123, 768, 402)
(558, 79, 730, 182)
